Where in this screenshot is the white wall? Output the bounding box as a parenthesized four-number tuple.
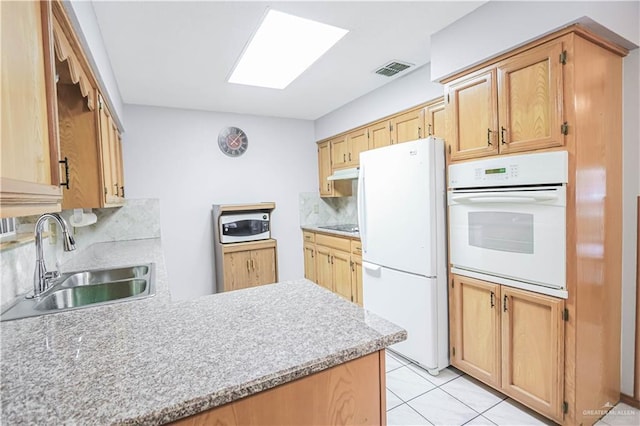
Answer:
(621, 47, 640, 397)
(63, 0, 124, 127)
(431, 1, 639, 81)
(314, 64, 444, 140)
(122, 105, 316, 300)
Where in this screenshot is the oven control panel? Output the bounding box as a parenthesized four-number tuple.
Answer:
(449, 151, 568, 188)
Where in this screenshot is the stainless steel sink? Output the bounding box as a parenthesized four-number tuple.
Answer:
(1, 263, 155, 321)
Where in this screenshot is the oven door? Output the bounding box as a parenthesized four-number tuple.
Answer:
(448, 185, 566, 293)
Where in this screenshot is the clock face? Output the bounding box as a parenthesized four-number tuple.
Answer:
(218, 127, 248, 157)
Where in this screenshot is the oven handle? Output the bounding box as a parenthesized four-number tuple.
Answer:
(450, 193, 558, 204)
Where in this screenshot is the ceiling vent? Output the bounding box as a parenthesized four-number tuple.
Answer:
(374, 60, 413, 77)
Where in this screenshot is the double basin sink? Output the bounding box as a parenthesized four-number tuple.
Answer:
(1, 263, 155, 321)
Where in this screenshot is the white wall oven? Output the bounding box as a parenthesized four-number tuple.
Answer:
(448, 151, 568, 298)
(219, 212, 270, 243)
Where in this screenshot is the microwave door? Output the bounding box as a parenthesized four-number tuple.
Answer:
(223, 220, 264, 237)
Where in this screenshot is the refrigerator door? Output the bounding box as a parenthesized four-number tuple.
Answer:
(363, 262, 438, 369)
(358, 138, 441, 277)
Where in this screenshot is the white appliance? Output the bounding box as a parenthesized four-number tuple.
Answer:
(357, 137, 448, 374)
(219, 212, 270, 243)
(448, 151, 568, 299)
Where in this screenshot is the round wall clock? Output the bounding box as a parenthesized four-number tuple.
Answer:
(218, 126, 249, 157)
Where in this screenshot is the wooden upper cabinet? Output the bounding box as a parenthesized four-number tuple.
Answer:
(501, 287, 564, 422)
(98, 96, 124, 207)
(450, 275, 501, 388)
(446, 37, 566, 161)
(426, 101, 445, 139)
(330, 135, 349, 169)
(317, 141, 352, 198)
(391, 107, 425, 144)
(346, 127, 368, 166)
(446, 69, 499, 161)
(368, 120, 391, 150)
(497, 38, 564, 154)
(0, 0, 63, 218)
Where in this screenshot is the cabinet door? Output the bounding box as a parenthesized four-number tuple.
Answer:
(451, 275, 501, 388)
(317, 141, 333, 196)
(447, 69, 499, 161)
(303, 242, 317, 283)
(250, 247, 277, 286)
(391, 108, 425, 144)
(222, 250, 252, 291)
(501, 287, 564, 422)
(351, 256, 363, 306)
(346, 128, 368, 166)
(368, 120, 391, 150)
(98, 96, 117, 205)
(330, 135, 348, 170)
(315, 246, 333, 291)
(497, 38, 564, 154)
(426, 101, 445, 139)
(1, 0, 62, 218)
(332, 249, 352, 301)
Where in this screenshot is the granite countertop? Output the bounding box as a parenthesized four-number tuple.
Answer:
(1, 238, 405, 425)
(301, 224, 360, 239)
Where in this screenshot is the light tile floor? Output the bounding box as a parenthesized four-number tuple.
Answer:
(385, 350, 640, 426)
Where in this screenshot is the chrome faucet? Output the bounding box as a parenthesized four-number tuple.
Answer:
(33, 213, 76, 297)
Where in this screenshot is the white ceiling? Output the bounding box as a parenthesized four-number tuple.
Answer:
(92, 1, 486, 120)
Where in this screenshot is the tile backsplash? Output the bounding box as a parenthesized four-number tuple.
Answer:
(299, 182, 358, 226)
(0, 198, 161, 310)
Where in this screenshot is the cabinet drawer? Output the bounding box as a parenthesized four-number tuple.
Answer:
(303, 231, 315, 243)
(351, 240, 362, 256)
(316, 233, 351, 252)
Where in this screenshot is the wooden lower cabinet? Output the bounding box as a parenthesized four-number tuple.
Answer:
(171, 350, 386, 426)
(450, 274, 564, 423)
(303, 231, 363, 306)
(220, 240, 277, 292)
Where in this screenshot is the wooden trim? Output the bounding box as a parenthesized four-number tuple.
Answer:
(52, 15, 95, 110)
(51, 0, 123, 131)
(216, 202, 276, 213)
(621, 393, 640, 410)
(380, 349, 387, 426)
(441, 25, 628, 84)
(221, 239, 276, 254)
(636, 196, 640, 402)
(41, 0, 61, 188)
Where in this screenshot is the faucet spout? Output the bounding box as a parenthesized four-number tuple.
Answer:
(33, 213, 76, 297)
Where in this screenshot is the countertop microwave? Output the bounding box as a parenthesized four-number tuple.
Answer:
(219, 212, 270, 244)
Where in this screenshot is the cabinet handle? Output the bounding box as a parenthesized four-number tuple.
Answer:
(113, 183, 119, 196)
(331, 256, 334, 264)
(327, 183, 330, 192)
(350, 261, 354, 272)
(343, 153, 346, 162)
(418, 127, 422, 138)
(487, 128, 493, 146)
(327, 255, 330, 264)
(348, 152, 351, 161)
(311, 251, 314, 258)
(120, 186, 125, 198)
(501, 126, 507, 145)
(490, 291, 495, 308)
(428, 123, 432, 136)
(503, 295, 508, 312)
(246, 260, 250, 272)
(251, 259, 255, 270)
(59, 157, 70, 189)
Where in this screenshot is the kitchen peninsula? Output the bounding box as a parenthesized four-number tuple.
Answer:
(0, 238, 405, 425)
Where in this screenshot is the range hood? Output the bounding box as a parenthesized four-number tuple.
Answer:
(327, 167, 359, 181)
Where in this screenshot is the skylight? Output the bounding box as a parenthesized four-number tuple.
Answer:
(228, 9, 349, 90)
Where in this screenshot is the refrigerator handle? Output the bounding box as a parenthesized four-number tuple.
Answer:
(357, 163, 367, 252)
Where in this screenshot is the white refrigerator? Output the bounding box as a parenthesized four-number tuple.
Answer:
(357, 137, 448, 374)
